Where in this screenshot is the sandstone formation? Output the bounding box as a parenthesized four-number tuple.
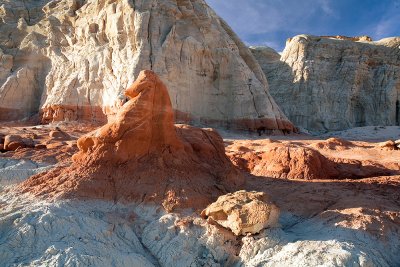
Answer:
(251, 35, 400, 132)
(201, 190, 280, 235)
(19, 70, 244, 211)
(0, 0, 293, 132)
(227, 140, 396, 180)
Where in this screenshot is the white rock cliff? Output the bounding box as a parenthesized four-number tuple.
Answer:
(252, 35, 400, 132)
(0, 0, 293, 131)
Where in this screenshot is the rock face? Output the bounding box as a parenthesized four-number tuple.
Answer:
(0, 0, 293, 132)
(19, 70, 244, 211)
(251, 35, 400, 132)
(201, 190, 280, 235)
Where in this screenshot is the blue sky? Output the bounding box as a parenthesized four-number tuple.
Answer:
(206, 0, 400, 51)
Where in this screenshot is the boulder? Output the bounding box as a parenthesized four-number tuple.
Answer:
(253, 146, 338, 180)
(4, 135, 33, 151)
(49, 130, 69, 140)
(20, 70, 244, 211)
(201, 190, 280, 235)
(0, 0, 293, 133)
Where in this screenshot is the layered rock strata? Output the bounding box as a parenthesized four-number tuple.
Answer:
(19, 70, 244, 211)
(251, 35, 400, 132)
(0, 0, 293, 132)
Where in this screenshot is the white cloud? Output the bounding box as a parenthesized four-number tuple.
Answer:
(206, 0, 338, 35)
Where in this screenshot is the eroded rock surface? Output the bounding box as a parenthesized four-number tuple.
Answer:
(252, 35, 400, 132)
(19, 70, 243, 211)
(227, 137, 398, 180)
(201, 190, 280, 235)
(0, 0, 293, 132)
(1, 126, 400, 266)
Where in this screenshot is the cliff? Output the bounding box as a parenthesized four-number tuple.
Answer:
(0, 0, 293, 132)
(252, 35, 400, 132)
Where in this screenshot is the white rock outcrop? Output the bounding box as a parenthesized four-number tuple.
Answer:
(0, 0, 293, 132)
(0, 159, 52, 186)
(0, 195, 398, 266)
(251, 35, 400, 132)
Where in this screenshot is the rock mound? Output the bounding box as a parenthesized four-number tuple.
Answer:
(19, 70, 244, 211)
(252, 34, 400, 132)
(3, 134, 34, 151)
(229, 143, 394, 180)
(252, 145, 337, 180)
(0, 0, 293, 133)
(201, 190, 280, 235)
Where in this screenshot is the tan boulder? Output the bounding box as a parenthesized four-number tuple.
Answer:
(201, 190, 280, 236)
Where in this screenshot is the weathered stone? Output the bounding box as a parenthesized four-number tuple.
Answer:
(201, 190, 280, 236)
(252, 35, 400, 132)
(0, 0, 293, 132)
(4, 135, 33, 151)
(20, 70, 244, 211)
(49, 130, 69, 140)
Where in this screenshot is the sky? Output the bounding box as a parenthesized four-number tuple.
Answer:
(205, 0, 400, 51)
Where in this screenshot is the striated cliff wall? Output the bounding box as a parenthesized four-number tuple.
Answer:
(252, 35, 400, 132)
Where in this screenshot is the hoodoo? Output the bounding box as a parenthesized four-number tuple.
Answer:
(19, 70, 244, 211)
(0, 0, 293, 132)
